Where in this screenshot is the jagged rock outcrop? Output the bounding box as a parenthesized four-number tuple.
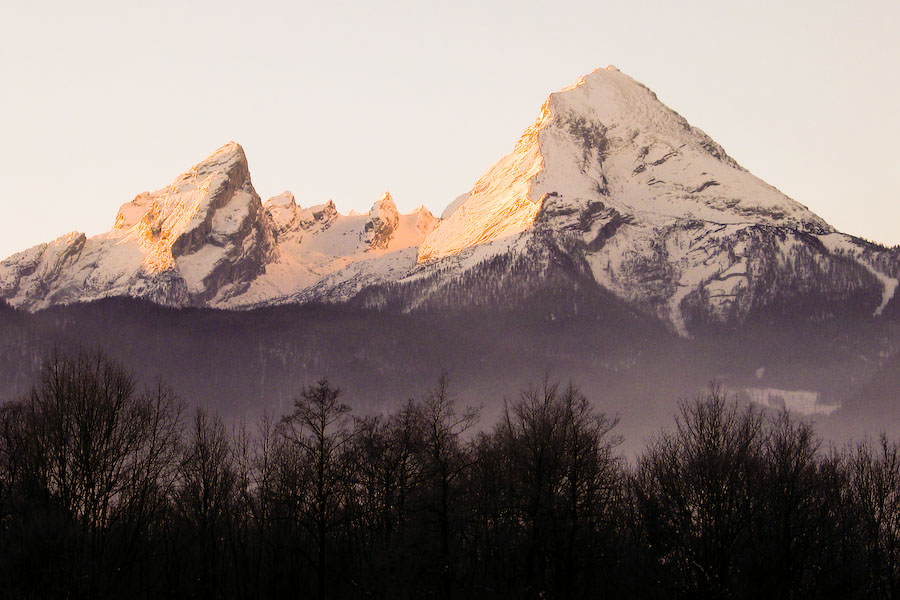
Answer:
(364, 192, 400, 249)
(1, 68, 897, 337)
(0, 142, 276, 309)
(264, 191, 301, 235)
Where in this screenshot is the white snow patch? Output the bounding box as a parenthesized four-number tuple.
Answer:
(744, 387, 839, 416)
(176, 245, 228, 293)
(212, 190, 252, 237)
(222, 199, 435, 307)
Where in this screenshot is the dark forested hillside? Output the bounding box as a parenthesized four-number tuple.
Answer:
(1, 294, 900, 453)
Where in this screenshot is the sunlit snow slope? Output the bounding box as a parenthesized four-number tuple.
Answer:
(412, 66, 895, 334)
(0, 145, 435, 310)
(2, 67, 898, 336)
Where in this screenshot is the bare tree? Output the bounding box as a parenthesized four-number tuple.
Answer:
(174, 408, 236, 597)
(0, 350, 183, 596)
(632, 385, 765, 598)
(848, 435, 900, 600)
(229, 413, 278, 597)
(418, 371, 480, 600)
(280, 377, 355, 600)
(491, 376, 620, 598)
(755, 411, 830, 599)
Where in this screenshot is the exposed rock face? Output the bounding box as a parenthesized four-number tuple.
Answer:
(412, 205, 438, 237)
(263, 191, 300, 235)
(1, 68, 897, 337)
(231, 194, 436, 308)
(0, 232, 88, 307)
(407, 67, 893, 335)
(364, 192, 400, 249)
(298, 200, 339, 232)
(1, 142, 276, 309)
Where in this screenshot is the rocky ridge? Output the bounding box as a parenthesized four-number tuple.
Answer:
(2, 67, 897, 337)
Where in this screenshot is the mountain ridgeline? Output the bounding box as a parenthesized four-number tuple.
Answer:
(3, 66, 897, 333)
(1, 66, 900, 442)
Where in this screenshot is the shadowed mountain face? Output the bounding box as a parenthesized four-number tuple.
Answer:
(1, 289, 898, 455)
(1, 67, 899, 446)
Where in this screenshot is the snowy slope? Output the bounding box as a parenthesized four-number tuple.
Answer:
(0, 146, 435, 311)
(410, 66, 895, 334)
(224, 192, 437, 307)
(419, 66, 829, 265)
(1, 67, 897, 336)
(0, 142, 275, 309)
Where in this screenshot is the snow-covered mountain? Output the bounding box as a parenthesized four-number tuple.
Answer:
(0, 143, 436, 312)
(403, 66, 900, 334)
(2, 66, 897, 336)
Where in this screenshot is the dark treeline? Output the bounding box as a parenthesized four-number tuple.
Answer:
(1, 351, 899, 599)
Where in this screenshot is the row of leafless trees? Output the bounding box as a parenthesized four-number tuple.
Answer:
(2, 350, 900, 599)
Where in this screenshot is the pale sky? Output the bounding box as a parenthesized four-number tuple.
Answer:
(1, 0, 898, 260)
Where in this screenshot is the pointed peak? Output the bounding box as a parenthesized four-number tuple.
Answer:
(186, 141, 249, 181)
(213, 140, 243, 154)
(364, 193, 400, 249)
(551, 66, 637, 101)
(555, 66, 623, 94)
(378, 191, 396, 209)
(202, 141, 246, 164)
(414, 206, 437, 228)
(153, 142, 252, 202)
(370, 191, 397, 215)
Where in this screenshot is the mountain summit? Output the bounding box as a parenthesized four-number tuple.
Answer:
(419, 66, 829, 264)
(1, 68, 897, 335)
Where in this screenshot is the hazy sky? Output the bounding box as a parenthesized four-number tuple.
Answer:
(1, 0, 898, 260)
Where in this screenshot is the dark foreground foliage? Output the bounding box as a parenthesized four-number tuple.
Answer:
(0, 351, 898, 599)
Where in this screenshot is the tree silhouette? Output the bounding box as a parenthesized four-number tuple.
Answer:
(632, 385, 765, 598)
(280, 377, 354, 600)
(417, 371, 479, 600)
